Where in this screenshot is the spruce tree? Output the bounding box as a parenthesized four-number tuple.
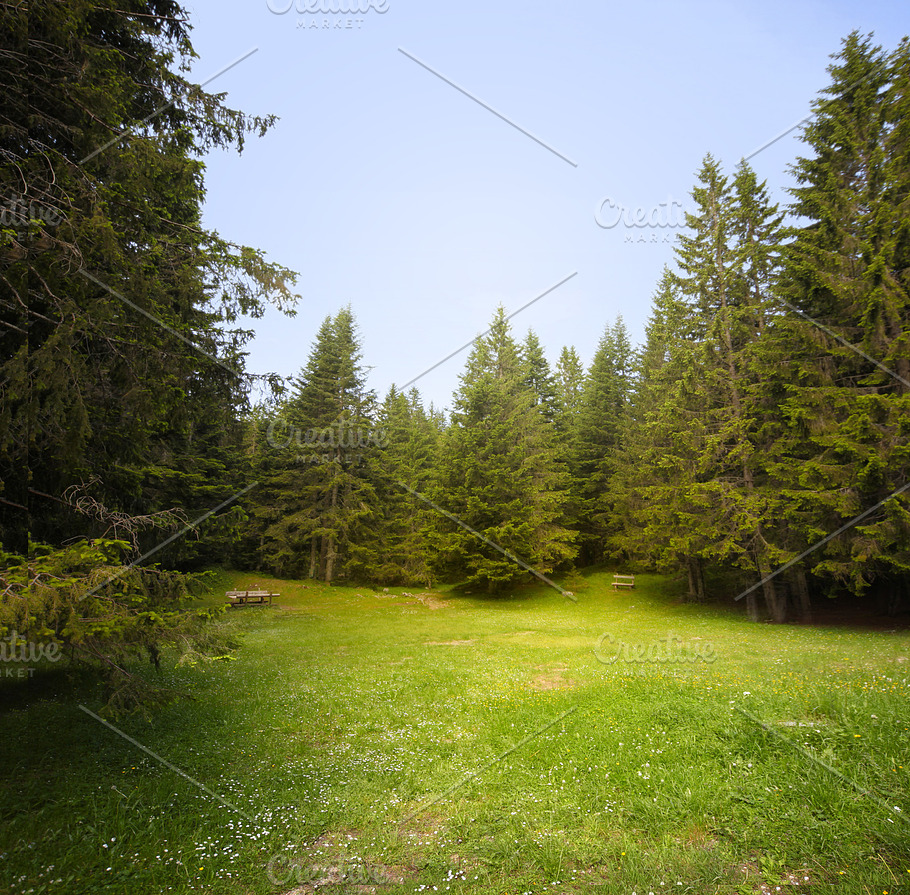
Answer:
(521, 330, 559, 423)
(435, 308, 575, 591)
(553, 346, 586, 432)
(670, 155, 789, 618)
(570, 318, 632, 565)
(772, 33, 910, 608)
(0, 0, 297, 706)
(362, 386, 441, 586)
(611, 271, 710, 599)
(256, 308, 378, 582)
(0, 0, 298, 556)
(615, 154, 787, 618)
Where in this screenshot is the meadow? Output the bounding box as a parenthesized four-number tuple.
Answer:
(1, 570, 909, 894)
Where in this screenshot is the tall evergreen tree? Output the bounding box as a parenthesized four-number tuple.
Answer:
(611, 271, 710, 599)
(0, 0, 297, 707)
(615, 155, 788, 618)
(360, 386, 441, 586)
(521, 329, 559, 423)
(670, 155, 789, 618)
(255, 308, 378, 582)
(551, 345, 586, 532)
(0, 0, 298, 557)
(435, 308, 575, 591)
(570, 317, 632, 565)
(553, 346, 586, 432)
(770, 33, 910, 608)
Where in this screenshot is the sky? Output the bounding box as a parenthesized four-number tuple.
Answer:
(181, 0, 908, 412)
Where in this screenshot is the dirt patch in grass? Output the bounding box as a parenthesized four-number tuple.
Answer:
(529, 663, 577, 690)
(366, 590, 451, 609)
(376, 591, 449, 609)
(415, 593, 448, 609)
(678, 822, 718, 847)
(738, 861, 815, 894)
(280, 830, 416, 893)
(396, 809, 448, 846)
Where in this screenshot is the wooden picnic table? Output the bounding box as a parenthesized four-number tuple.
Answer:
(226, 588, 279, 607)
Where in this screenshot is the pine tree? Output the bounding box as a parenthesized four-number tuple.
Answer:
(770, 33, 910, 608)
(0, 0, 298, 555)
(553, 346, 586, 432)
(521, 330, 559, 423)
(669, 155, 790, 619)
(256, 308, 378, 582)
(570, 317, 632, 565)
(361, 386, 441, 586)
(434, 308, 575, 591)
(0, 0, 297, 707)
(611, 271, 710, 599)
(615, 155, 787, 618)
(604, 35, 910, 618)
(550, 345, 586, 533)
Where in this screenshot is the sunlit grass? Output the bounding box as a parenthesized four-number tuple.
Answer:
(1, 569, 909, 893)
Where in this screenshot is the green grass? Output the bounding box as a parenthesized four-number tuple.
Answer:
(2, 570, 910, 894)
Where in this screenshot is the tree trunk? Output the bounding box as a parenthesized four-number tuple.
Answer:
(323, 452, 341, 584)
(308, 537, 317, 580)
(696, 560, 706, 602)
(757, 557, 786, 623)
(318, 535, 328, 581)
(686, 558, 698, 601)
(746, 591, 760, 622)
(325, 535, 335, 585)
(686, 557, 706, 602)
(793, 566, 813, 623)
(885, 579, 907, 617)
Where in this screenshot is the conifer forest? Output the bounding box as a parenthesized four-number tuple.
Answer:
(2, 5, 909, 696)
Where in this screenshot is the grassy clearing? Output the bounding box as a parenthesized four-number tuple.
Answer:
(1, 570, 909, 894)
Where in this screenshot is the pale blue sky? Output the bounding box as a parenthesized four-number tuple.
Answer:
(183, 0, 908, 411)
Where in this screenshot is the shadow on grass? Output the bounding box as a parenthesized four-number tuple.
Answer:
(0, 663, 103, 715)
(442, 579, 567, 607)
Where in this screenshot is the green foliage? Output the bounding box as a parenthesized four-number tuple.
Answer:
(610, 33, 910, 620)
(435, 307, 575, 591)
(768, 32, 910, 600)
(611, 268, 706, 581)
(0, 0, 295, 707)
(361, 386, 443, 586)
(520, 329, 560, 423)
(0, 0, 298, 556)
(0, 540, 234, 714)
(553, 345, 586, 432)
(251, 308, 379, 582)
(569, 317, 633, 564)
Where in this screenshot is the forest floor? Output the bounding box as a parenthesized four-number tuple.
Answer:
(2, 569, 910, 894)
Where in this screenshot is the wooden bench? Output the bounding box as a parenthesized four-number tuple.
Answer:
(612, 574, 635, 590)
(226, 588, 278, 607)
